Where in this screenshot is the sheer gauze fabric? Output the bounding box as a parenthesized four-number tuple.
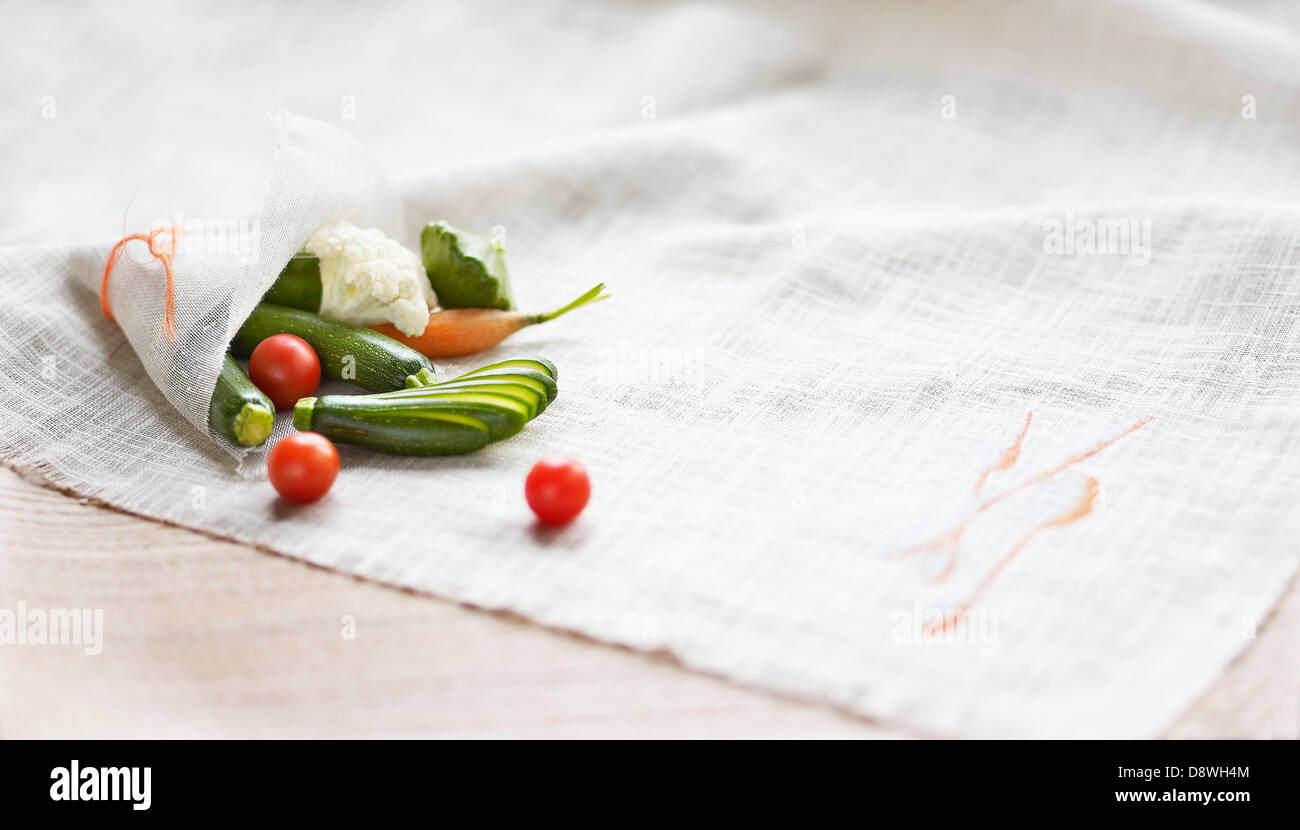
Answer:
(2, 0, 1299, 736)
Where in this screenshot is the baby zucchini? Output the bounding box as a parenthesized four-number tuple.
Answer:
(293, 358, 557, 455)
(261, 254, 322, 313)
(210, 354, 275, 447)
(232, 302, 433, 392)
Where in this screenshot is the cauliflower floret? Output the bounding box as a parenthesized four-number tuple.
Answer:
(305, 223, 436, 336)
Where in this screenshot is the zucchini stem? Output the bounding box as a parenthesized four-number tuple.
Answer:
(415, 367, 439, 386)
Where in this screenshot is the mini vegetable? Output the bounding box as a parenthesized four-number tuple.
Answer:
(261, 253, 322, 313)
(421, 221, 513, 310)
(261, 224, 436, 337)
(306, 223, 436, 336)
(232, 303, 433, 392)
(369, 283, 607, 358)
(525, 456, 590, 525)
(293, 359, 557, 455)
(210, 354, 275, 447)
(248, 333, 321, 410)
(268, 432, 339, 502)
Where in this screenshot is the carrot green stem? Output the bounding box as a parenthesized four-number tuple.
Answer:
(529, 283, 609, 326)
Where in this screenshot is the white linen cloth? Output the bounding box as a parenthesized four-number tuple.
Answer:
(3, 0, 1299, 736)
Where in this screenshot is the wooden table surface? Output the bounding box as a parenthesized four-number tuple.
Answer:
(1, 465, 1296, 739)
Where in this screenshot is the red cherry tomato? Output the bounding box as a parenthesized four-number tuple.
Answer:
(268, 432, 339, 503)
(248, 333, 321, 409)
(525, 456, 590, 525)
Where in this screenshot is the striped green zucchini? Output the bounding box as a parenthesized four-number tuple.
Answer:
(293, 359, 557, 455)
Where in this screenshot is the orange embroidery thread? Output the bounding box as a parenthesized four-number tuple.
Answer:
(924, 476, 1100, 635)
(100, 224, 183, 341)
(974, 411, 1032, 494)
(899, 415, 1152, 580)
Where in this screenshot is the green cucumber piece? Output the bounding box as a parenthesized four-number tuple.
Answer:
(232, 303, 433, 393)
(420, 221, 514, 310)
(262, 254, 322, 312)
(210, 354, 274, 447)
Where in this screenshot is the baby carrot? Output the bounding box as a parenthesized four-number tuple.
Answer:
(370, 283, 608, 358)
